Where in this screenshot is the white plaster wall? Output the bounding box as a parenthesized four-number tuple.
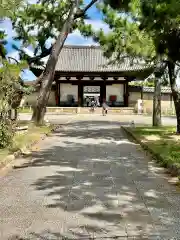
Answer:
(129, 92, 141, 102)
(60, 84, 78, 101)
(48, 91, 56, 106)
(106, 84, 124, 102)
(24, 92, 37, 106)
(24, 91, 56, 106)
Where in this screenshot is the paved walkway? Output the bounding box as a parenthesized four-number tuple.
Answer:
(0, 116, 180, 239)
(19, 113, 177, 126)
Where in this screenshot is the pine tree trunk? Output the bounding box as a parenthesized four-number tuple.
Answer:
(31, 2, 78, 125)
(167, 60, 180, 133)
(153, 77, 161, 126)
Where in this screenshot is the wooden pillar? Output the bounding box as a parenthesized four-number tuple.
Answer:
(124, 79, 129, 107)
(55, 81, 60, 106)
(58, 82, 60, 106)
(140, 86, 143, 100)
(77, 76, 83, 107)
(101, 76, 107, 102)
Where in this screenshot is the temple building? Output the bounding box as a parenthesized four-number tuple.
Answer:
(30, 45, 155, 108)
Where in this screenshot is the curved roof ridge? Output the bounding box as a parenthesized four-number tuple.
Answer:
(31, 45, 154, 79)
(63, 45, 101, 49)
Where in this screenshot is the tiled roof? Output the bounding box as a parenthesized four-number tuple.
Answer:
(143, 86, 172, 93)
(130, 85, 172, 93)
(31, 45, 154, 73)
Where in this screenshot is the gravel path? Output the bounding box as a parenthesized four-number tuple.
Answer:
(0, 115, 180, 239)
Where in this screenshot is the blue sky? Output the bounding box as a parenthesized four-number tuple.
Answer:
(0, 0, 108, 81)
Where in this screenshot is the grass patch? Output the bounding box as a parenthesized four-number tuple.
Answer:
(11, 123, 52, 152)
(128, 126, 180, 172)
(18, 107, 32, 113)
(0, 149, 10, 160)
(0, 121, 52, 163)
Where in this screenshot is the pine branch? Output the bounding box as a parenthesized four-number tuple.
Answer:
(28, 0, 99, 64)
(32, 72, 43, 86)
(75, 0, 99, 18)
(7, 57, 19, 64)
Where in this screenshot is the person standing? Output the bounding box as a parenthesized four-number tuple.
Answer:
(91, 98, 96, 113)
(95, 96, 100, 107)
(102, 99, 108, 116)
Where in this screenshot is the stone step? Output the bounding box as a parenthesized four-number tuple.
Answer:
(46, 107, 135, 114)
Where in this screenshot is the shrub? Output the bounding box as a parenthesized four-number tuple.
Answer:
(0, 61, 22, 148)
(0, 119, 14, 148)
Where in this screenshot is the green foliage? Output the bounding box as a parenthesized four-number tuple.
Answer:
(103, 0, 180, 65)
(0, 31, 7, 59)
(89, 1, 156, 62)
(0, 59, 30, 148)
(104, 0, 131, 11)
(129, 80, 155, 87)
(0, 63, 16, 148)
(136, 0, 179, 64)
(130, 126, 180, 175)
(12, 0, 131, 64)
(80, 0, 180, 90)
(11, 0, 89, 62)
(0, 0, 22, 18)
(0, 0, 29, 148)
(0, 119, 14, 148)
(0, 0, 23, 59)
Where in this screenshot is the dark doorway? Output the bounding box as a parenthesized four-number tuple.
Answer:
(83, 85, 101, 107)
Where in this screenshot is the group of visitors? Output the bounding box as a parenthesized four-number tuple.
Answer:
(85, 96, 99, 108)
(85, 97, 108, 115)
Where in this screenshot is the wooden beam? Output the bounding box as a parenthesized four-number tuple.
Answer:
(54, 79, 127, 84)
(113, 77, 118, 81)
(89, 76, 95, 81)
(66, 76, 71, 81)
(54, 71, 153, 79)
(31, 66, 155, 80)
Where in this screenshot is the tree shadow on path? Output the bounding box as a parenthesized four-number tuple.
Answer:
(7, 120, 180, 240)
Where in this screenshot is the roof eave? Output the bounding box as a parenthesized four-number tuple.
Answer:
(30, 67, 154, 80)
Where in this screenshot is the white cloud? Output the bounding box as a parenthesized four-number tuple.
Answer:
(66, 19, 109, 46)
(0, 19, 16, 38)
(84, 19, 110, 33)
(17, 19, 110, 63)
(6, 51, 20, 63)
(22, 47, 34, 57)
(43, 20, 110, 47)
(45, 37, 56, 49)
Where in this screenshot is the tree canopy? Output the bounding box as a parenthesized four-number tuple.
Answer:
(0, 0, 22, 18)
(11, 0, 97, 65)
(92, 0, 180, 131)
(9, 0, 180, 127)
(10, 0, 134, 65)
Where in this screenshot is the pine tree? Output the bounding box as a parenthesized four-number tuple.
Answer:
(137, 0, 180, 132)
(11, 0, 131, 125)
(82, 0, 180, 130)
(82, 1, 163, 126)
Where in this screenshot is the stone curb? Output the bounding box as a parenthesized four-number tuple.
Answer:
(121, 126, 180, 178)
(0, 124, 57, 171)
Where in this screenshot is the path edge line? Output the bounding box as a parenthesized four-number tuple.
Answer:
(121, 126, 180, 179)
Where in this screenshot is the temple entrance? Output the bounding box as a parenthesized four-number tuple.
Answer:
(83, 85, 101, 107)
